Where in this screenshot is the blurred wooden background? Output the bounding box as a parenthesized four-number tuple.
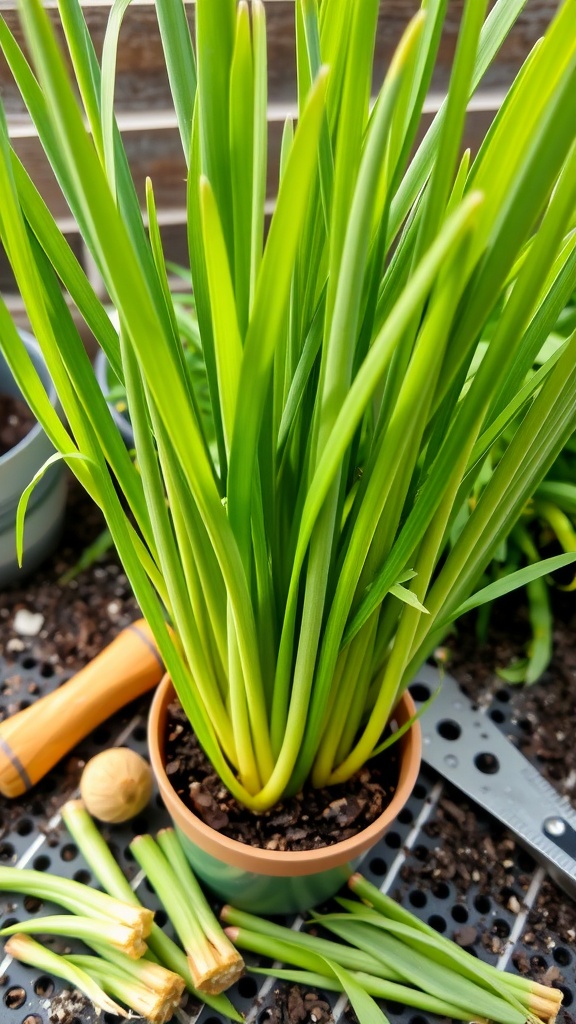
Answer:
(0, 0, 559, 340)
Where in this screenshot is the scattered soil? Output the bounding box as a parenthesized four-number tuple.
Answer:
(165, 698, 400, 851)
(0, 393, 36, 456)
(47, 989, 91, 1023)
(261, 985, 334, 1023)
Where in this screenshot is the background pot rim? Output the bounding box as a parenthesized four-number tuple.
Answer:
(148, 673, 422, 876)
(0, 331, 57, 467)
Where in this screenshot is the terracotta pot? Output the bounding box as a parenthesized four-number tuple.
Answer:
(148, 675, 422, 914)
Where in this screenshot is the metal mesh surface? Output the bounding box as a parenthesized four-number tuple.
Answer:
(0, 651, 574, 1024)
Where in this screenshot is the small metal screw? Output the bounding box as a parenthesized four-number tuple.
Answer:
(544, 817, 567, 837)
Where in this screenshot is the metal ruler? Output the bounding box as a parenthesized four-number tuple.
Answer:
(414, 664, 576, 901)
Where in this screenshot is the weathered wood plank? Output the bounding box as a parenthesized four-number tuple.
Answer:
(0, 1, 558, 114)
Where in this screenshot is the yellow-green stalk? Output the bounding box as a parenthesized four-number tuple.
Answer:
(69, 951, 185, 1024)
(0, 865, 153, 936)
(1, 915, 147, 958)
(131, 833, 244, 994)
(4, 934, 129, 1018)
(61, 801, 242, 1020)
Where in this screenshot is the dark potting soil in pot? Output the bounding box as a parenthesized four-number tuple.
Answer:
(0, 393, 36, 456)
(164, 698, 400, 851)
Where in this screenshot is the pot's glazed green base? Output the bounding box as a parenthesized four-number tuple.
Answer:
(174, 824, 356, 914)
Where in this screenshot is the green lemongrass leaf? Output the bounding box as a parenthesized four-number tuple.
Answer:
(100, 0, 131, 197)
(535, 480, 576, 516)
(250, 0, 267, 303)
(155, 0, 196, 160)
(524, 574, 553, 684)
(437, 552, 576, 625)
(390, 0, 531, 237)
(229, 1, 254, 335)
(200, 176, 243, 451)
(497, 660, 530, 684)
(4, 935, 128, 1018)
(0, 915, 146, 959)
(389, 584, 429, 614)
(227, 66, 328, 571)
(311, 915, 526, 1024)
(251, 966, 476, 1020)
(318, 956, 389, 1024)
(16, 452, 92, 566)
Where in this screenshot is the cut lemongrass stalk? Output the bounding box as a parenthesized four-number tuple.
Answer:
(0, 915, 147, 958)
(131, 833, 243, 994)
(89, 939, 185, 1002)
(0, 866, 153, 935)
(220, 905, 403, 980)
(61, 803, 242, 1021)
(250, 965, 485, 1020)
(311, 914, 527, 1024)
(346, 877, 561, 1017)
(69, 953, 183, 1024)
(4, 934, 129, 1017)
(156, 829, 244, 988)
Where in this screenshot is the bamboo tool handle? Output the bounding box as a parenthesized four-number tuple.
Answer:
(0, 619, 164, 798)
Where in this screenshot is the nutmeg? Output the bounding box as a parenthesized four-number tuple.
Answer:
(80, 748, 154, 823)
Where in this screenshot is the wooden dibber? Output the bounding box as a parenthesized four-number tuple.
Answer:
(0, 619, 164, 798)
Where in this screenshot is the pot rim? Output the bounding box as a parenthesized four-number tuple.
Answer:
(148, 674, 422, 876)
(0, 331, 57, 467)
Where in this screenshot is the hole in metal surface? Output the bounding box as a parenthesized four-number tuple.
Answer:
(553, 984, 572, 1007)
(495, 689, 510, 703)
(432, 882, 450, 899)
(2, 919, 19, 929)
(72, 870, 91, 885)
(397, 808, 413, 825)
(20, 658, 37, 670)
(22, 1016, 43, 1024)
(530, 955, 548, 971)
(33, 978, 54, 998)
(413, 783, 427, 800)
(385, 1000, 406, 1015)
(238, 976, 258, 999)
(451, 904, 468, 923)
(474, 895, 491, 914)
(413, 844, 428, 862)
(60, 844, 77, 862)
(437, 719, 461, 741)
(23, 897, 43, 914)
(0, 843, 15, 863)
(32, 856, 50, 872)
(369, 857, 387, 876)
(384, 831, 401, 849)
(474, 752, 500, 774)
(553, 947, 571, 966)
(5, 987, 26, 1009)
(409, 890, 427, 909)
(493, 918, 510, 938)
(40, 663, 54, 678)
(133, 725, 146, 742)
(428, 914, 446, 933)
(409, 682, 431, 703)
(16, 819, 33, 837)
(489, 709, 505, 724)
(155, 910, 168, 928)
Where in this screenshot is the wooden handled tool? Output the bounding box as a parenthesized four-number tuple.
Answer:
(0, 619, 164, 798)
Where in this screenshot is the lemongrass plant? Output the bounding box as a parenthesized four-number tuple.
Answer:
(1, 0, 576, 813)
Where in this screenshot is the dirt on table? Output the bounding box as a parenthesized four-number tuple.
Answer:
(261, 985, 334, 1023)
(0, 393, 36, 456)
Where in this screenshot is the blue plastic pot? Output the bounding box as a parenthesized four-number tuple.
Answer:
(0, 332, 67, 587)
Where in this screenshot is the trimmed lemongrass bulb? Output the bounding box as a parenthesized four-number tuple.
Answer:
(0, 915, 147, 959)
(80, 748, 153, 822)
